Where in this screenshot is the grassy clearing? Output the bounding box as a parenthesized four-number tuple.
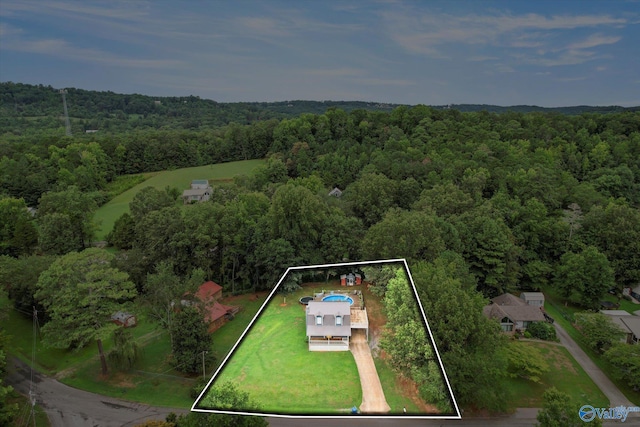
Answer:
(504, 341, 608, 408)
(543, 293, 640, 405)
(208, 285, 362, 414)
(94, 159, 265, 239)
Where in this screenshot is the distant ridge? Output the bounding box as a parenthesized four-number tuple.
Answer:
(1, 81, 637, 134)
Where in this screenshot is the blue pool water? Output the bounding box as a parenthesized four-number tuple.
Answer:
(321, 294, 354, 305)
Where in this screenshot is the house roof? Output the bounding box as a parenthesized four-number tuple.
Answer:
(491, 293, 526, 306)
(205, 301, 235, 323)
(620, 316, 640, 338)
(601, 310, 631, 316)
(182, 188, 211, 197)
(192, 179, 209, 186)
(484, 303, 546, 323)
(328, 187, 343, 197)
(196, 281, 222, 302)
(306, 301, 351, 337)
(520, 292, 545, 300)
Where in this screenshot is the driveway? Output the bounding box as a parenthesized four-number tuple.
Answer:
(349, 329, 391, 414)
(553, 322, 639, 416)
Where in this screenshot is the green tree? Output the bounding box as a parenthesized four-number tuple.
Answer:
(107, 212, 135, 249)
(574, 312, 625, 353)
(107, 328, 140, 372)
(170, 305, 213, 374)
(505, 342, 550, 383)
(181, 381, 268, 427)
(362, 208, 445, 262)
(0, 196, 38, 257)
(0, 293, 19, 426)
(554, 247, 614, 309)
(129, 186, 175, 221)
(344, 172, 397, 227)
(0, 254, 55, 317)
(452, 206, 520, 297)
(604, 344, 640, 390)
(536, 387, 600, 427)
(35, 248, 137, 375)
(37, 186, 98, 254)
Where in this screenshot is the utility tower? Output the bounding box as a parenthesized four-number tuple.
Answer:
(60, 89, 72, 136)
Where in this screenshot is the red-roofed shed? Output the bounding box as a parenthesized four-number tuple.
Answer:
(196, 281, 223, 303)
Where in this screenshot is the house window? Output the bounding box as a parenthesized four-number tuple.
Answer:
(316, 315, 322, 326)
(500, 316, 513, 332)
(336, 315, 342, 326)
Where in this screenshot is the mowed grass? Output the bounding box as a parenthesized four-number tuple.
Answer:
(208, 288, 362, 414)
(504, 341, 608, 408)
(94, 159, 265, 239)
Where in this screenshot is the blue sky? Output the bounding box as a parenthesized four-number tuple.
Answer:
(1, 1, 639, 107)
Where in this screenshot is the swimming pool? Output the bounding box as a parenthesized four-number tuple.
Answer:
(321, 294, 354, 305)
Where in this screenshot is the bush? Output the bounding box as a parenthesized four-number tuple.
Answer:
(527, 322, 557, 341)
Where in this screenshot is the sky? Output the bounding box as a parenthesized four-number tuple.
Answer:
(1, 0, 639, 107)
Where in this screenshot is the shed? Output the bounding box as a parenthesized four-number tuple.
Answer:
(111, 312, 137, 328)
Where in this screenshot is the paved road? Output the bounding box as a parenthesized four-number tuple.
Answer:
(554, 322, 637, 408)
(349, 329, 391, 414)
(7, 357, 186, 427)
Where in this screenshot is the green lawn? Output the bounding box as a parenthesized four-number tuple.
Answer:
(94, 159, 265, 239)
(207, 289, 362, 414)
(7, 390, 50, 427)
(504, 341, 608, 408)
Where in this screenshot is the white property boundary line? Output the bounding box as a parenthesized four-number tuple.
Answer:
(191, 258, 462, 419)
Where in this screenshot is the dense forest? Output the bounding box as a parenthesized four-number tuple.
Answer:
(1, 82, 640, 415)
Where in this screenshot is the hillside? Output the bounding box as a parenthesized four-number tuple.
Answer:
(2, 82, 637, 135)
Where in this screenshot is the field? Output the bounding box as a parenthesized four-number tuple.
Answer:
(93, 159, 265, 239)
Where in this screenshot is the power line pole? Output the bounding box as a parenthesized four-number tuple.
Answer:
(60, 89, 72, 136)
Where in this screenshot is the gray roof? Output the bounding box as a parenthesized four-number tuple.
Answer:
(491, 293, 526, 306)
(306, 301, 351, 337)
(520, 292, 545, 300)
(484, 303, 546, 322)
(620, 316, 640, 337)
(182, 188, 210, 197)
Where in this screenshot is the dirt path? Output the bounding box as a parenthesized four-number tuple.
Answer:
(554, 322, 638, 411)
(349, 329, 391, 414)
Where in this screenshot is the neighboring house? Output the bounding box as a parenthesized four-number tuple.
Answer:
(520, 292, 545, 307)
(182, 179, 213, 204)
(306, 301, 352, 351)
(483, 293, 546, 333)
(111, 311, 137, 327)
(328, 187, 343, 197)
(600, 310, 640, 344)
(183, 281, 239, 333)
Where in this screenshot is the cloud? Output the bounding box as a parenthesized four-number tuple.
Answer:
(2, 36, 181, 69)
(379, 5, 628, 63)
(567, 33, 621, 49)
